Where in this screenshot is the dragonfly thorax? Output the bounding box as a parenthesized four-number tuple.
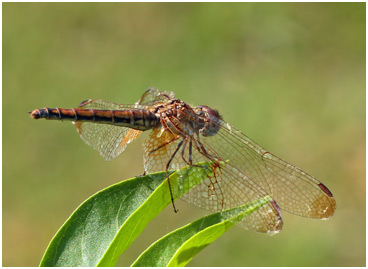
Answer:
(153, 100, 222, 138)
(153, 100, 200, 136)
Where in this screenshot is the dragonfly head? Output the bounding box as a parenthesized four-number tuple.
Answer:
(195, 106, 222, 137)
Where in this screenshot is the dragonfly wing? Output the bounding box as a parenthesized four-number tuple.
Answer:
(143, 128, 180, 173)
(176, 143, 284, 233)
(181, 166, 283, 234)
(78, 99, 143, 110)
(73, 90, 173, 161)
(143, 106, 335, 232)
(137, 87, 175, 106)
(74, 122, 141, 161)
(143, 127, 283, 234)
(201, 120, 336, 219)
(73, 99, 142, 161)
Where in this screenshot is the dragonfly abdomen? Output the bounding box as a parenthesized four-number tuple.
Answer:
(30, 108, 159, 131)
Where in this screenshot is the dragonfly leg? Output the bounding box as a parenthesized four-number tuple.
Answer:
(165, 139, 185, 213)
(188, 138, 193, 165)
(186, 138, 208, 169)
(147, 136, 178, 156)
(194, 138, 223, 166)
(179, 137, 192, 166)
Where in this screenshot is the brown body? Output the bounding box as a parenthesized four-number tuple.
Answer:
(30, 107, 159, 131)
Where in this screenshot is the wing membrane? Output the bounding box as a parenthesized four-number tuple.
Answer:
(142, 104, 335, 233)
(74, 99, 146, 161)
(137, 87, 175, 106)
(143, 122, 283, 233)
(72, 88, 175, 161)
(200, 121, 336, 219)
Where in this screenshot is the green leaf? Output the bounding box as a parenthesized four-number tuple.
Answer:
(39, 162, 215, 267)
(131, 196, 271, 267)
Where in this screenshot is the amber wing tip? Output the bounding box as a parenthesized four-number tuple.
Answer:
(324, 199, 337, 219)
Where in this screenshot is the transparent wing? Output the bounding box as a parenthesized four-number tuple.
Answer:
(74, 121, 142, 161)
(142, 108, 335, 233)
(143, 126, 283, 234)
(207, 122, 336, 219)
(73, 99, 145, 161)
(137, 87, 175, 106)
(72, 88, 175, 161)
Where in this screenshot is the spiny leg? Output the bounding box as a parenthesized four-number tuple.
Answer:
(163, 115, 200, 168)
(161, 114, 201, 167)
(193, 136, 220, 163)
(180, 137, 191, 166)
(191, 137, 225, 179)
(179, 136, 211, 171)
(187, 137, 207, 169)
(165, 139, 185, 213)
(188, 138, 193, 165)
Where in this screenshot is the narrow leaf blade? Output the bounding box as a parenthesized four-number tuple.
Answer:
(40, 162, 215, 267)
(132, 196, 272, 267)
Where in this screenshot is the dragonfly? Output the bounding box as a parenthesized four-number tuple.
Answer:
(30, 88, 336, 234)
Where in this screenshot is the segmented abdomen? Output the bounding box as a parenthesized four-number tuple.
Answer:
(29, 108, 159, 131)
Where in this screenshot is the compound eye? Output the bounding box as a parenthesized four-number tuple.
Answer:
(197, 106, 222, 137)
(204, 106, 221, 120)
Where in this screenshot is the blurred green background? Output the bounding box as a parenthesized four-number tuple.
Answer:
(3, 2, 365, 267)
